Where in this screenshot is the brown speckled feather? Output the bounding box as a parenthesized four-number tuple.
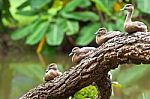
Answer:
(124, 22, 147, 33)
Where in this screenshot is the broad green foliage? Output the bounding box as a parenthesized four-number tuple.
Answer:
(46, 24, 64, 45)
(11, 19, 41, 40)
(29, 0, 52, 10)
(9, 0, 150, 46)
(62, 0, 82, 12)
(65, 20, 79, 35)
(61, 11, 99, 22)
(92, 0, 113, 16)
(11, 25, 32, 40)
(16, 10, 37, 16)
(76, 23, 100, 45)
(70, 85, 97, 99)
(0, 0, 16, 29)
(26, 21, 49, 45)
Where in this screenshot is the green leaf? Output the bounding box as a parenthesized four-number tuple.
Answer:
(61, 11, 99, 22)
(17, 1, 29, 10)
(56, 18, 67, 31)
(48, 0, 63, 16)
(101, 0, 115, 11)
(26, 21, 49, 45)
(16, 10, 37, 16)
(73, 85, 97, 99)
(92, 0, 112, 16)
(46, 24, 64, 45)
(79, 0, 91, 8)
(137, 0, 150, 14)
(2, 0, 17, 23)
(104, 22, 114, 31)
(76, 22, 100, 45)
(62, 0, 82, 12)
(66, 20, 79, 35)
(29, 0, 51, 10)
(11, 20, 41, 40)
(4, 13, 17, 23)
(11, 26, 31, 40)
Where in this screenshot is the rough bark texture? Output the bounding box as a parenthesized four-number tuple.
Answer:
(20, 32, 150, 99)
(95, 74, 112, 99)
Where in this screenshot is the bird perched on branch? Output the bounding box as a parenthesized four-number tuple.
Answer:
(120, 4, 148, 33)
(95, 28, 122, 46)
(43, 63, 62, 81)
(69, 47, 96, 64)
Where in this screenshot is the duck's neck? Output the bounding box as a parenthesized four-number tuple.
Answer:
(125, 10, 133, 23)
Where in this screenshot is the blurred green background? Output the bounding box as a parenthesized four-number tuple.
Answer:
(0, 0, 150, 99)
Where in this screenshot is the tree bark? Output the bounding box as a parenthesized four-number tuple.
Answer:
(20, 32, 150, 99)
(95, 73, 112, 99)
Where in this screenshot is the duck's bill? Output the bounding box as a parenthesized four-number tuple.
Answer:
(120, 7, 125, 11)
(94, 32, 98, 35)
(69, 52, 73, 56)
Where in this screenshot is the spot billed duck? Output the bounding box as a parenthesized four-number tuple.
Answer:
(69, 47, 96, 64)
(95, 28, 122, 46)
(120, 4, 148, 33)
(43, 63, 62, 81)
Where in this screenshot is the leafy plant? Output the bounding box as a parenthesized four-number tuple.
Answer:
(10, 0, 150, 48)
(0, 0, 16, 30)
(70, 85, 97, 99)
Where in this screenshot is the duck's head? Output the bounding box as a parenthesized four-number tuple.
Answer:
(95, 28, 107, 36)
(120, 4, 134, 12)
(69, 47, 80, 56)
(46, 63, 57, 72)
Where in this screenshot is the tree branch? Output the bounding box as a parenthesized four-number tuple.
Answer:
(95, 74, 112, 99)
(20, 32, 150, 99)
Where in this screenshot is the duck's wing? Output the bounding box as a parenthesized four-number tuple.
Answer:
(125, 21, 148, 33)
(80, 47, 96, 53)
(134, 21, 147, 25)
(132, 21, 148, 31)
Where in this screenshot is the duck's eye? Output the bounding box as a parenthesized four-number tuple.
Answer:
(126, 4, 132, 7)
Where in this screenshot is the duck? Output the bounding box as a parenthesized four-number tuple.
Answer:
(69, 47, 96, 64)
(95, 28, 122, 46)
(43, 63, 62, 81)
(120, 4, 148, 33)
